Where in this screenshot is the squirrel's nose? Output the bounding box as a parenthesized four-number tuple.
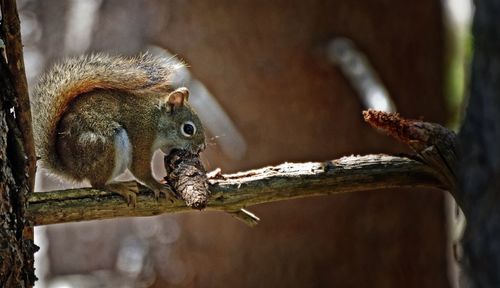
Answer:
(191, 144, 205, 155)
(199, 143, 207, 152)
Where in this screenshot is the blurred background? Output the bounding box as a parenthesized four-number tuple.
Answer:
(21, 0, 472, 287)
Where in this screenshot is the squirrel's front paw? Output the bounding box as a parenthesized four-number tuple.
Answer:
(105, 182, 139, 207)
(153, 183, 178, 202)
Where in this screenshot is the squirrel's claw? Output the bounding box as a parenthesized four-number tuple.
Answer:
(125, 193, 137, 207)
(153, 184, 177, 203)
(105, 182, 139, 207)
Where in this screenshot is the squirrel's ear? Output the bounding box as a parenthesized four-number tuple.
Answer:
(165, 87, 189, 111)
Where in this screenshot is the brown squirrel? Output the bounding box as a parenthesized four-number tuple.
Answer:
(31, 54, 206, 204)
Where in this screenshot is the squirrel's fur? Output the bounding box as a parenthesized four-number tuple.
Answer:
(32, 53, 179, 173)
(32, 53, 205, 203)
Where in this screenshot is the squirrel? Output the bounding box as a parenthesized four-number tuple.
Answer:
(31, 53, 206, 205)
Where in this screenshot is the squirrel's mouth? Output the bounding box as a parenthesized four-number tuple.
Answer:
(161, 143, 205, 156)
(160, 147, 173, 155)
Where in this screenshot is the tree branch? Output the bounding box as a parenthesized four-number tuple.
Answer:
(28, 154, 445, 226)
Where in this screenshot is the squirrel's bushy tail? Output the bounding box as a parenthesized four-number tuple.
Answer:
(32, 53, 180, 172)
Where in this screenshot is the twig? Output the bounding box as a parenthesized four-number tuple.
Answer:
(363, 110, 457, 199)
(27, 154, 445, 226)
(228, 208, 261, 227)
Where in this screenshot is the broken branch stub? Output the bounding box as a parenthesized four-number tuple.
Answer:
(163, 149, 210, 210)
(363, 109, 457, 199)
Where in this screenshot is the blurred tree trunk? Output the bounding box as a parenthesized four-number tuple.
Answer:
(22, 0, 479, 287)
(34, 0, 448, 286)
(458, 1, 500, 287)
(151, 1, 449, 287)
(8, 0, 500, 286)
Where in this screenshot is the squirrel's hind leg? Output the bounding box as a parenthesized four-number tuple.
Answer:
(57, 114, 138, 205)
(84, 128, 139, 206)
(86, 128, 139, 206)
(92, 181, 139, 207)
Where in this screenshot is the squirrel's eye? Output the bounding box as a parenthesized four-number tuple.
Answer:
(181, 121, 196, 137)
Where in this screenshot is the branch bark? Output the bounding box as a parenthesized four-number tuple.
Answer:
(28, 154, 445, 226)
(0, 0, 37, 286)
(0, 0, 36, 193)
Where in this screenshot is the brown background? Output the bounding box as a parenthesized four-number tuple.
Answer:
(29, 0, 449, 287)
